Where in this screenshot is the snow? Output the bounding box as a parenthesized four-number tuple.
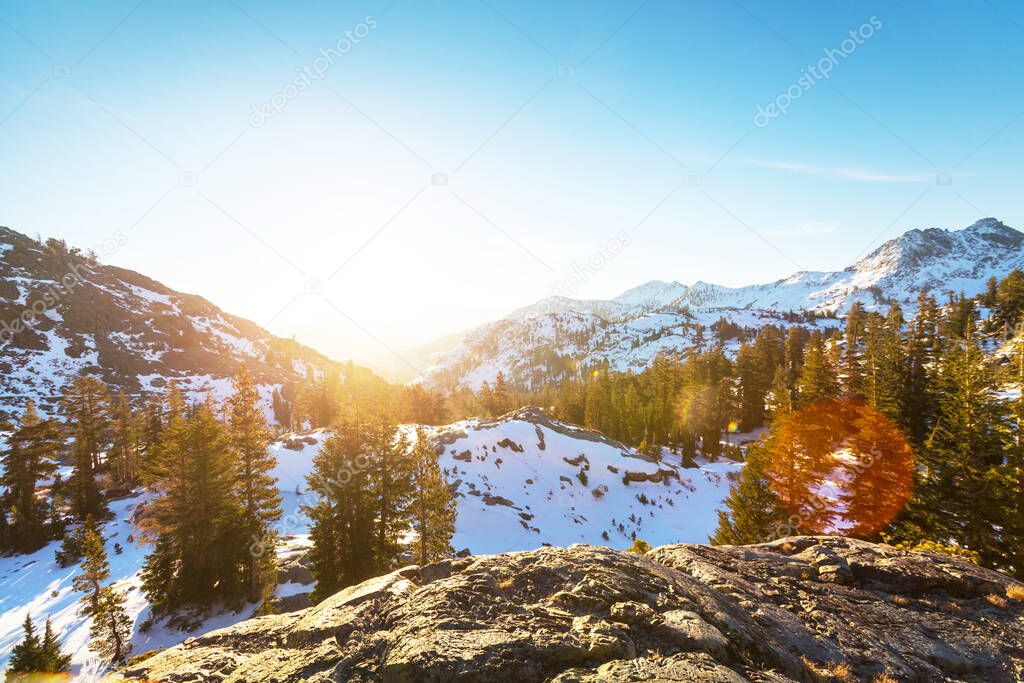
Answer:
(0, 414, 740, 674)
(420, 218, 1022, 389)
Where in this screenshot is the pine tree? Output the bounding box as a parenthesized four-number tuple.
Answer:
(305, 418, 375, 601)
(796, 333, 838, 406)
(906, 330, 1005, 564)
(904, 306, 936, 446)
(1, 400, 62, 552)
(62, 375, 113, 521)
(88, 586, 132, 664)
(368, 414, 412, 573)
(7, 613, 43, 678)
(842, 302, 867, 399)
(864, 304, 907, 423)
(72, 517, 109, 615)
(998, 345, 1024, 578)
(139, 397, 248, 613)
(109, 392, 140, 486)
(491, 372, 511, 415)
(410, 428, 455, 565)
(5, 614, 71, 679)
(39, 617, 72, 673)
(228, 364, 282, 602)
(766, 365, 793, 419)
(710, 440, 787, 545)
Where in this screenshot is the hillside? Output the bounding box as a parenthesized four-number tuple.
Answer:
(0, 226, 345, 419)
(418, 218, 1022, 389)
(111, 537, 1024, 682)
(0, 409, 738, 673)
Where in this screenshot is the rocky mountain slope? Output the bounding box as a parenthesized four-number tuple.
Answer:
(111, 536, 1024, 682)
(418, 218, 1022, 389)
(0, 226, 342, 419)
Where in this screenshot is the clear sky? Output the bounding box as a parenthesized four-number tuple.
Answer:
(2, 0, 1023, 373)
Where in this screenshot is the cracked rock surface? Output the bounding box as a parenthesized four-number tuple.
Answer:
(109, 537, 1024, 682)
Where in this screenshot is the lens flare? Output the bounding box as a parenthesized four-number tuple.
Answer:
(765, 399, 914, 537)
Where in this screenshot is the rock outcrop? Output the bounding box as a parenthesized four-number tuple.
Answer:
(111, 537, 1024, 682)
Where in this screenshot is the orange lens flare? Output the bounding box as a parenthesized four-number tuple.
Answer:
(765, 399, 914, 537)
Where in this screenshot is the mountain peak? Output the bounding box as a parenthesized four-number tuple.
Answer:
(612, 280, 688, 306)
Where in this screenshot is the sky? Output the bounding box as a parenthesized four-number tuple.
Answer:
(1, 0, 1023, 375)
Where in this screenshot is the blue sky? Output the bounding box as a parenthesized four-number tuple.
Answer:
(1, 0, 1022, 370)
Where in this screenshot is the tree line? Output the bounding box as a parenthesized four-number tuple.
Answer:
(1, 362, 457, 676)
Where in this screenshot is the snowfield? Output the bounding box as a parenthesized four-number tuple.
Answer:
(0, 411, 741, 675)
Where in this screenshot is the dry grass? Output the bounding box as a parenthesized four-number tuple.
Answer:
(802, 657, 854, 683)
(497, 578, 515, 592)
(1007, 584, 1024, 601)
(986, 593, 1008, 608)
(889, 595, 912, 607)
(827, 662, 854, 682)
(780, 541, 796, 553)
(872, 675, 898, 683)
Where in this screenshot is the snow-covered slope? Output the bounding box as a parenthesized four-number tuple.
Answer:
(0, 227, 343, 419)
(419, 218, 1022, 389)
(0, 410, 740, 674)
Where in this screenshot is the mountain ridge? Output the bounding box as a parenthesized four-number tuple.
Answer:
(0, 225, 352, 419)
(417, 218, 1022, 389)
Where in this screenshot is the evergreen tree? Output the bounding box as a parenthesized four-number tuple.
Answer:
(368, 413, 412, 573)
(5, 614, 71, 679)
(904, 299, 937, 446)
(998, 345, 1024, 578)
(766, 365, 793, 419)
(62, 375, 113, 521)
(228, 365, 282, 602)
(491, 372, 511, 415)
(410, 428, 455, 565)
(39, 617, 72, 673)
(109, 392, 140, 486)
(139, 397, 247, 613)
(88, 586, 132, 664)
(305, 418, 376, 601)
(6, 614, 42, 678)
(863, 304, 908, 423)
(1, 401, 62, 552)
(993, 268, 1024, 336)
(71, 517, 108, 615)
(904, 330, 1005, 564)
(842, 302, 867, 399)
(796, 333, 838, 406)
(710, 440, 787, 545)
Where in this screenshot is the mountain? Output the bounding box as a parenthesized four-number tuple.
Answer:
(111, 537, 1024, 682)
(0, 226, 344, 419)
(0, 408, 738, 673)
(418, 218, 1023, 389)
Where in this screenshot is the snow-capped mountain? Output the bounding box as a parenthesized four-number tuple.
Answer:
(0, 408, 739, 673)
(419, 218, 1023, 389)
(0, 226, 342, 419)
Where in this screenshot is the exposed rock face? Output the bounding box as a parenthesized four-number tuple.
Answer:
(111, 537, 1024, 682)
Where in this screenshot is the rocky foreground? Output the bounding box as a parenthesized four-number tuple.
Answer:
(110, 537, 1024, 682)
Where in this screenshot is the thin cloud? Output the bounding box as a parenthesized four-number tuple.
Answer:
(743, 160, 934, 183)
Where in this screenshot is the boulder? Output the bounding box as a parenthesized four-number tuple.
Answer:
(109, 537, 1024, 682)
